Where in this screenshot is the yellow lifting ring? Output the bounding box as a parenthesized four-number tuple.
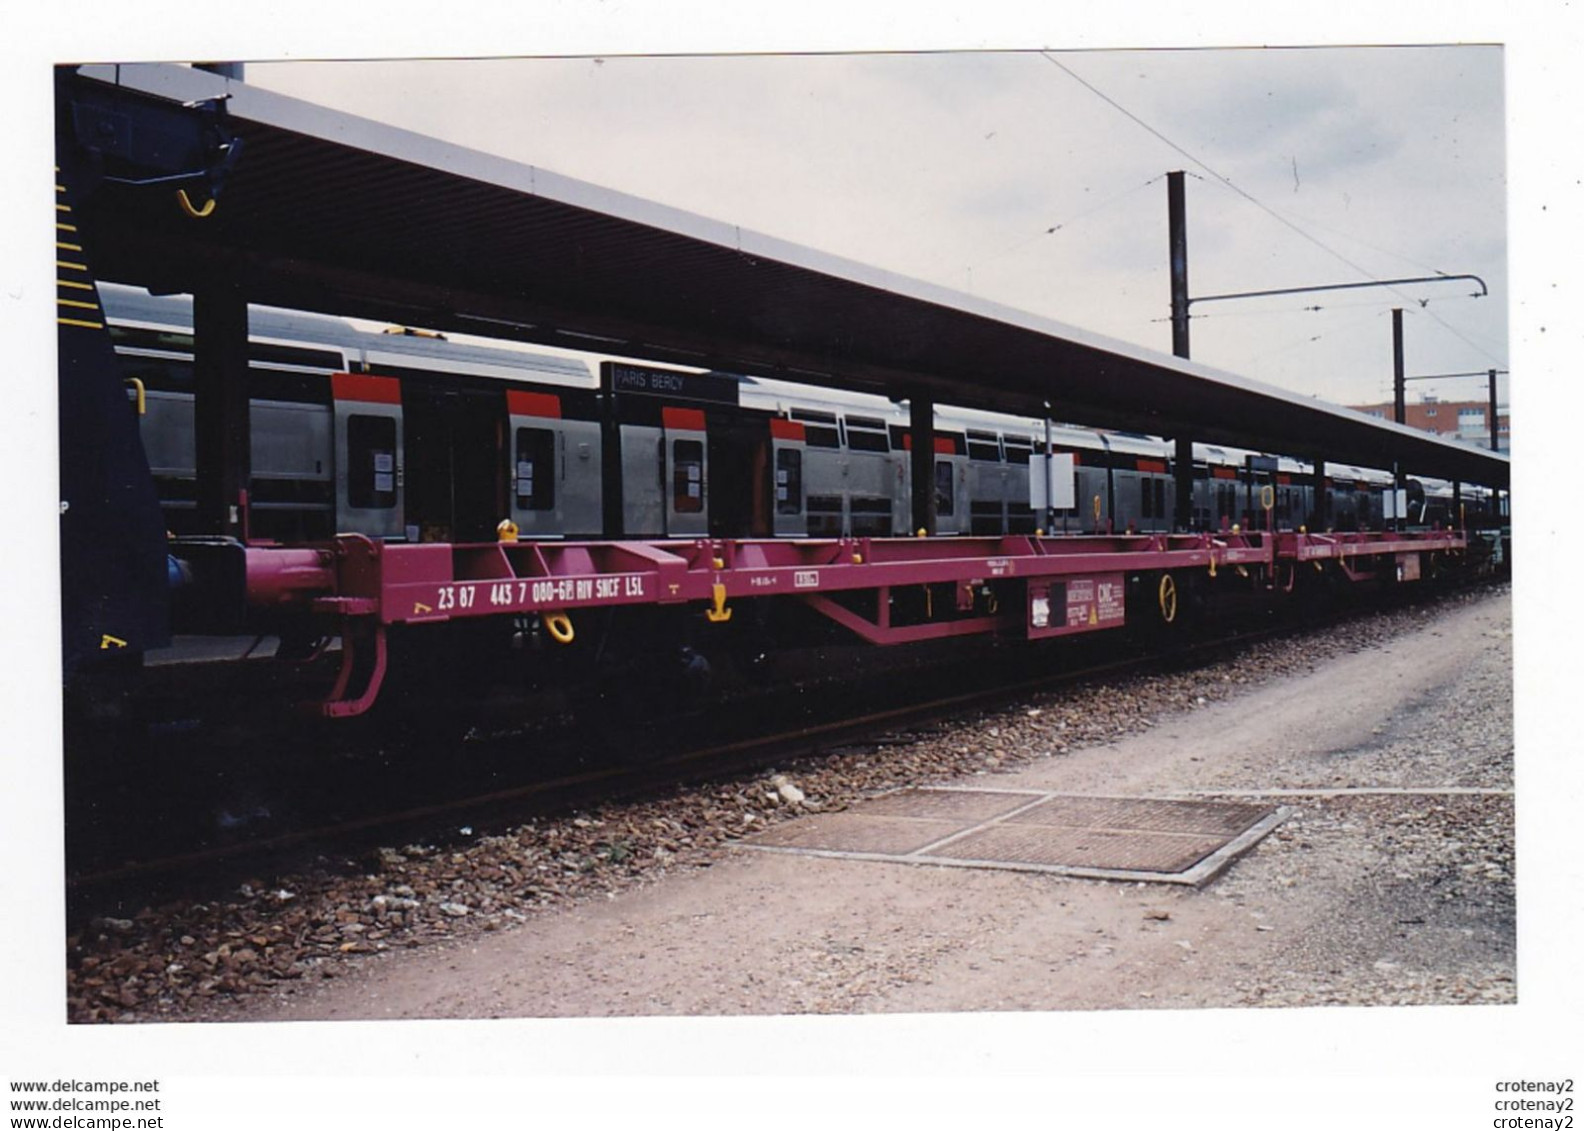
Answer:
(496, 518, 519, 542)
(543, 612, 574, 644)
(1158, 573, 1178, 624)
(1261, 485, 1276, 511)
(176, 188, 216, 219)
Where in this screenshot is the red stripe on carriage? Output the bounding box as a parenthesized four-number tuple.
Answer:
(1212, 467, 1238, 480)
(933, 437, 956, 455)
(331, 372, 402, 405)
(662, 406, 707, 432)
(507, 390, 562, 419)
(1136, 458, 1168, 473)
(770, 418, 806, 441)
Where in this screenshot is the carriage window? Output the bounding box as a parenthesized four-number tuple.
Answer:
(1141, 476, 1154, 519)
(845, 425, 891, 453)
(672, 439, 704, 513)
(934, 460, 955, 517)
(792, 410, 840, 449)
(775, 448, 803, 516)
(1003, 439, 1033, 465)
(347, 414, 397, 510)
(514, 427, 556, 511)
(966, 431, 1002, 462)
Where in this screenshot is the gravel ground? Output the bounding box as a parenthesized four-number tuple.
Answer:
(65, 584, 1513, 1022)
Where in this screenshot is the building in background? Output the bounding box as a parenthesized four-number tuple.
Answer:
(1349, 396, 1510, 454)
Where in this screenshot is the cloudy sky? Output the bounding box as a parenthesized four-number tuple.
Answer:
(243, 47, 1508, 410)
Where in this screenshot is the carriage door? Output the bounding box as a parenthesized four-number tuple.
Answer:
(331, 373, 404, 540)
(769, 417, 808, 537)
(934, 435, 970, 535)
(662, 406, 709, 537)
(507, 390, 564, 539)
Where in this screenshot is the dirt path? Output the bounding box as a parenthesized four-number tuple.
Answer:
(231, 591, 1514, 1020)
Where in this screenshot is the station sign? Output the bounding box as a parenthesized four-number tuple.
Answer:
(600, 361, 741, 406)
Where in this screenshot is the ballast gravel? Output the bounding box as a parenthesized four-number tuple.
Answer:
(65, 585, 1514, 1022)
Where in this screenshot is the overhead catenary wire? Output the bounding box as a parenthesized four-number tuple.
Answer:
(1195, 176, 1507, 367)
(1038, 51, 1507, 371)
(1224, 305, 1392, 380)
(963, 174, 1166, 275)
(1038, 52, 1397, 284)
(1265, 202, 1473, 281)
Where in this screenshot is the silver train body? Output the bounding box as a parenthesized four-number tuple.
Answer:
(104, 285, 1488, 545)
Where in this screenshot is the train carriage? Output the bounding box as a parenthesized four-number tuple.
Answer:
(108, 283, 1445, 554)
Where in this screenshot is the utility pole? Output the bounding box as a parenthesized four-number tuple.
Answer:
(1167, 171, 1194, 531)
(1161, 170, 1492, 535)
(1488, 368, 1500, 452)
(1489, 366, 1502, 522)
(1392, 309, 1406, 425)
(1390, 309, 1407, 530)
(1168, 171, 1190, 358)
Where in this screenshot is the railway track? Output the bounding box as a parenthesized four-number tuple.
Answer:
(63, 579, 1493, 914)
(62, 580, 1509, 1022)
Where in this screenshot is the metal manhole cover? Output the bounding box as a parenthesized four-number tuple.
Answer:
(748, 812, 964, 856)
(745, 787, 1286, 885)
(928, 824, 1230, 874)
(1007, 795, 1272, 836)
(857, 788, 1039, 821)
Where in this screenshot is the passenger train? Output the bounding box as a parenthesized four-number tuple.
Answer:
(103, 284, 1487, 553)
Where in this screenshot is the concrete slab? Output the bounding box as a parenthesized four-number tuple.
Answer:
(746, 786, 1286, 886)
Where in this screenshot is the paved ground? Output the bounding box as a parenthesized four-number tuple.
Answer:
(228, 590, 1513, 1020)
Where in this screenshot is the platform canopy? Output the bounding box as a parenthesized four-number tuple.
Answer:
(63, 63, 1508, 488)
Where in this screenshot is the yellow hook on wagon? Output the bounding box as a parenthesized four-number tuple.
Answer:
(705, 583, 733, 623)
(176, 188, 216, 218)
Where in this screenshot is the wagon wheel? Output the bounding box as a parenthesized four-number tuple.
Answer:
(1158, 573, 1178, 624)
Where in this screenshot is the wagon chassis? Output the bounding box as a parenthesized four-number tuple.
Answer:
(227, 525, 1469, 718)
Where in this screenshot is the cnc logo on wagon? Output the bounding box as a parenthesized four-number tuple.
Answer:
(1066, 574, 1125, 629)
(413, 575, 650, 618)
